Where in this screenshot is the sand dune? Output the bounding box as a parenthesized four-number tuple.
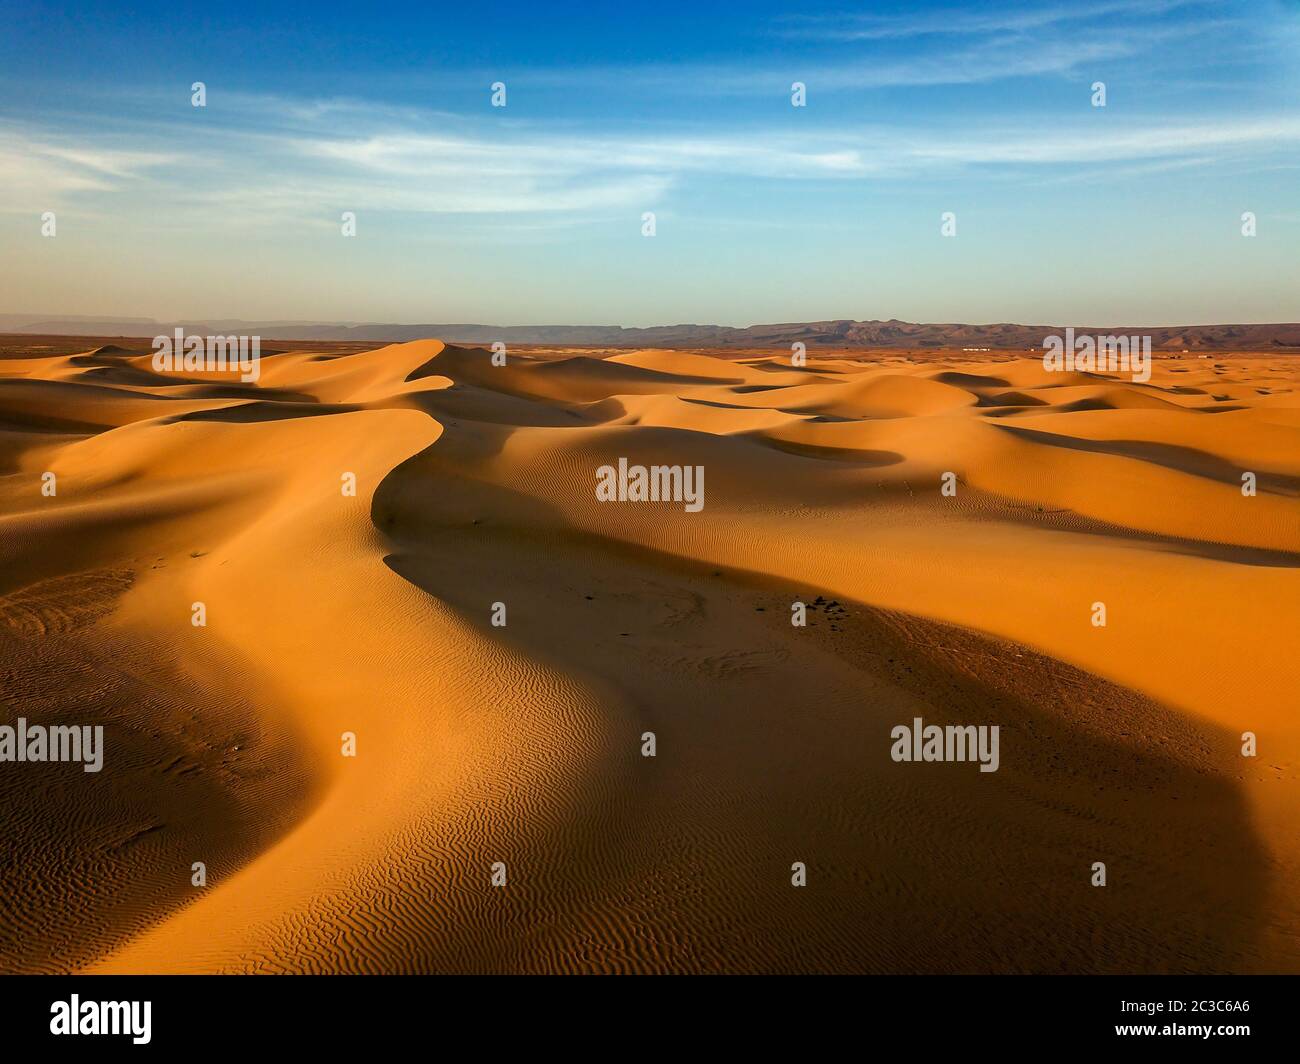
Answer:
(1, 339, 1296, 973)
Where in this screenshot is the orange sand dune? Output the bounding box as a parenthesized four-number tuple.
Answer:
(0, 340, 1296, 973)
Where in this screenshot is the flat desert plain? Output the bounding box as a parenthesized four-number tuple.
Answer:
(0, 335, 1297, 973)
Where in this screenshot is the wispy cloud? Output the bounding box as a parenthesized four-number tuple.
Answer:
(299, 131, 870, 180)
(774, 0, 1204, 41)
(3, 95, 1298, 226)
(0, 126, 173, 203)
(899, 118, 1300, 166)
(500, 14, 1243, 94)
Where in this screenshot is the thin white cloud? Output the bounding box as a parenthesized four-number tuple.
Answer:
(0, 128, 173, 204)
(503, 20, 1233, 94)
(901, 118, 1300, 166)
(2, 99, 1297, 225)
(775, 0, 1203, 41)
(297, 131, 872, 180)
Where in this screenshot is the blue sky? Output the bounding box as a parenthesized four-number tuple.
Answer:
(3, 0, 1298, 326)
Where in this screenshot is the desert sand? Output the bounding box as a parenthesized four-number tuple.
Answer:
(0, 337, 1296, 973)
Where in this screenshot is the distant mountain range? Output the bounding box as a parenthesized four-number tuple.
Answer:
(3, 315, 1298, 350)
